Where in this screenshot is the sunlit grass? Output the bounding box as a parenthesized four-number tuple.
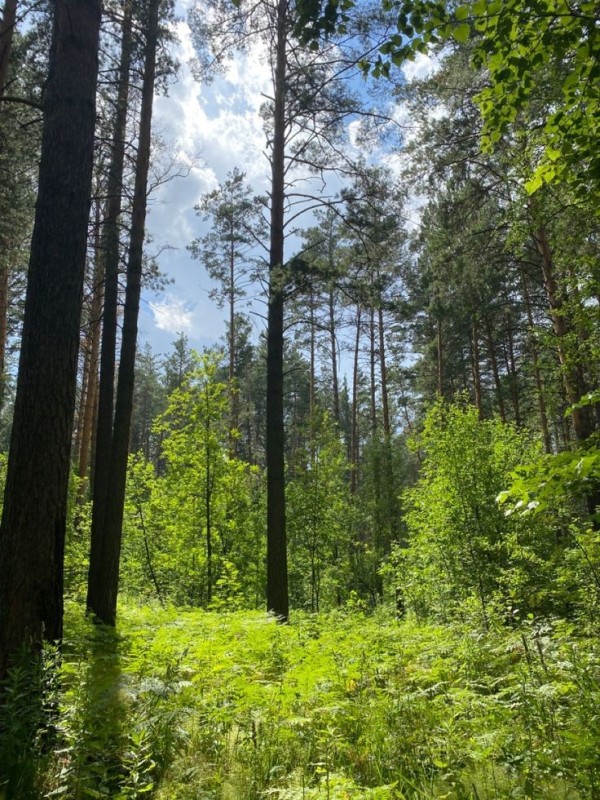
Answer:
(1, 601, 598, 798)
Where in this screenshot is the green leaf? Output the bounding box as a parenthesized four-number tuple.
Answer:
(452, 22, 470, 43)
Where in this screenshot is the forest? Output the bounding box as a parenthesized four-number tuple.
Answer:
(0, 0, 599, 797)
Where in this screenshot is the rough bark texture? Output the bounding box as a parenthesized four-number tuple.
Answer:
(87, 1, 133, 615)
(87, 0, 159, 624)
(265, 0, 289, 621)
(0, 0, 17, 99)
(0, 0, 101, 677)
(77, 223, 104, 491)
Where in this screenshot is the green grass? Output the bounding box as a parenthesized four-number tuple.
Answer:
(2, 603, 599, 799)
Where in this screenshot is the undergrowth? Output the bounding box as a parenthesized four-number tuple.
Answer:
(1, 602, 599, 799)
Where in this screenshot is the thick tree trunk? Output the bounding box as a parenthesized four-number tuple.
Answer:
(265, 0, 288, 621)
(87, 0, 159, 624)
(0, 0, 100, 677)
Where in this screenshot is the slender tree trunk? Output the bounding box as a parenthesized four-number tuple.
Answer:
(78, 229, 104, 491)
(309, 288, 315, 423)
(470, 316, 483, 418)
(436, 317, 443, 397)
(87, 0, 159, 624)
(378, 303, 396, 549)
(328, 286, 340, 425)
(533, 225, 592, 442)
(350, 306, 361, 494)
(0, 0, 100, 677)
(87, 1, 133, 614)
(228, 228, 237, 455)
(505, 316, 522, 427)
(205, 403, 212, 605)
(0, 252, 8, 411)
(484, 315, 506, 422)
(0, 0, 19, 408)
(0, 0, 17, 100)
(265, 0, 288, 620)
(521, 271, 551, 453)
(369, 305, 377, 433)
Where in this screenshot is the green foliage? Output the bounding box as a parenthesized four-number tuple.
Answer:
(4, 603, 600, 799)
(397, 399, 565, 622)
(287, 411, 352, 610)
(121, 351, 266, 608)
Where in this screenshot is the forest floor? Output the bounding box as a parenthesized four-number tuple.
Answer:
(2, 602, 599, 799)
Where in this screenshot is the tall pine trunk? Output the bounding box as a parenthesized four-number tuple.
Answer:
(0, 0, 100, 676)
(87, 2, 133, 615)
(265, 0, 289, 620)
(87, 0, 159, 624)
(0, 0, 17, 99)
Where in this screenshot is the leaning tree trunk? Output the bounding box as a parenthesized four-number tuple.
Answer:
(87, 0, 159, 625)
(265, 0, 289, 621)
(0, 0, 101, 677)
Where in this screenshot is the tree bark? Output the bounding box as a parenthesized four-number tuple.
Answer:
(521, 270, 551, 453)
(0, 0, 17, 100)
(470, 316, 483, 419)
(87, 0, 159, 624)
(328, 286, 340, 425)
(350, 306, 361, 494)
(265, 0, 288, 621)
(533, 225, 592, 442)
(0, 0, 101, 676)
(77, 214, 104, 492)
(484, 315, 506, 422)
(87, 1, 133, 615)
(436, 317, 443, 397)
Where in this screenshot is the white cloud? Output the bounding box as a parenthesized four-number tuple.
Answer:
(150, 295, 194, 335)
(402, 51, 441, 83)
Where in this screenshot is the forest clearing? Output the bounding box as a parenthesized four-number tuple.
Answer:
(1, 0, 600, 796)
(3, 603, 599, 799)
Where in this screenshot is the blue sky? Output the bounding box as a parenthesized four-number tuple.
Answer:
(139, 0, 440, 360)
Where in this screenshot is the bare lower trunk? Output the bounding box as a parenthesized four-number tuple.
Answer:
(350, 306, 361, 494)
(521, 271, 551, 452)
(87, 1, 133, 615)
(484, 315, 506, 422)
(471, 316, 483, 418)
(0, 0, 17, 99)
(265, 0, 288, 621)
(0, 0, 100, 676)
(87, 0, 158, 625)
